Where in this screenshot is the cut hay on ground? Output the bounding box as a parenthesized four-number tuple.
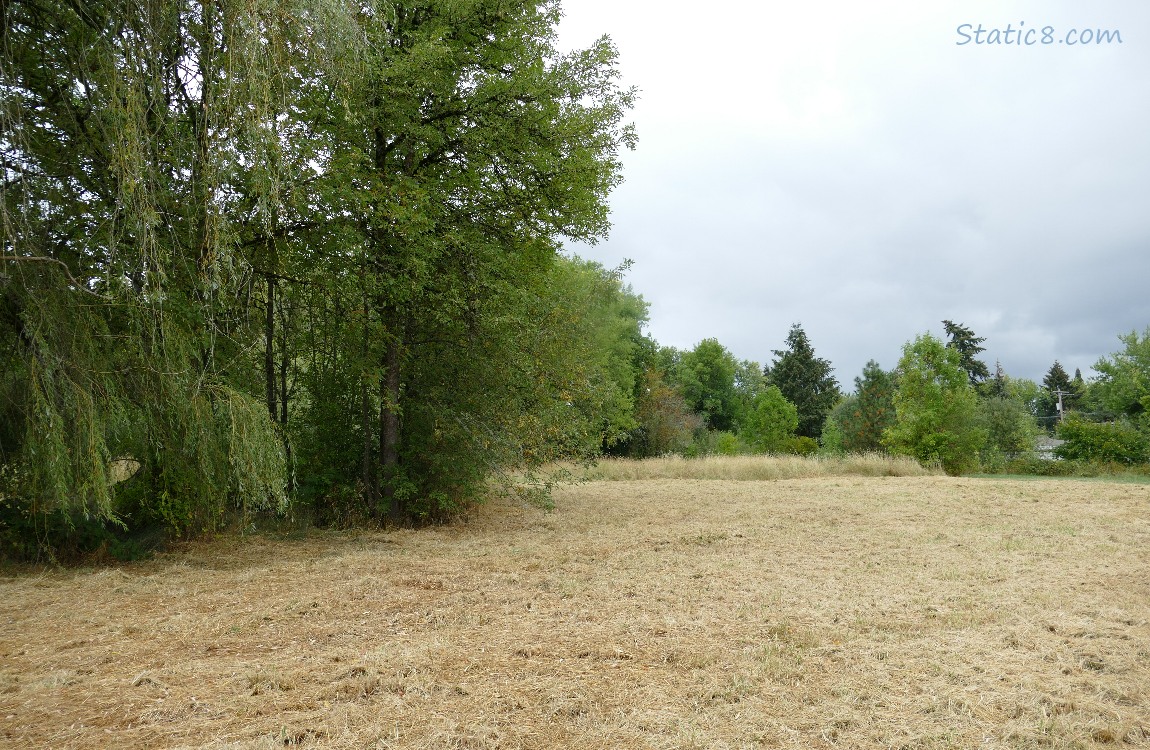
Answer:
(2, 475, 1149, 748)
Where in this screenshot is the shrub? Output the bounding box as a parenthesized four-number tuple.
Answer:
(786, 436, 820, 456)
(1054, 416, 1149, 464)
(742, 385, 798, 453)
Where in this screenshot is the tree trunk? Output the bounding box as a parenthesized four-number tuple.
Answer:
(360, 287, 376, 501)
(264, 273, 277, 421)
(278, 288, 292, 493)
(380, 316, 403, 523)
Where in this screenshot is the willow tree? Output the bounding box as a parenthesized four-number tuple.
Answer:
(0, 0, 299, 552)
(294, 0, 636, 521)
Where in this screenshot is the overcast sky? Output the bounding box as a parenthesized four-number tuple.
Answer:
(556, 0, 1150, 387)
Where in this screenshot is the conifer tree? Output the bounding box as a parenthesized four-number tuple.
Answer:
(942, 320, 991, 385)
(765, 324, 840, 439)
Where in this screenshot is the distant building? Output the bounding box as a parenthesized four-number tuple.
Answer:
(1035, 436, 1066, 460)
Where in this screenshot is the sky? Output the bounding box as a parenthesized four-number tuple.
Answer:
(555, 0, 1150, 387)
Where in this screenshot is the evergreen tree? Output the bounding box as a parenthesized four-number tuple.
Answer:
(1043, 361, 1072, 393)
(1037, 360, 1073, 426)
(942, 320, 991, 385)
(834, 360, 896, 452)
(765, 324, 840, 439)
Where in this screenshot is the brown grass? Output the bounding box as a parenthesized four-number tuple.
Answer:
(575, 453, 939, 481)
(2, 474, 1149, 749)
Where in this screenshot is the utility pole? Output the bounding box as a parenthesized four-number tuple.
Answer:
(1053, 389, 1072, 423)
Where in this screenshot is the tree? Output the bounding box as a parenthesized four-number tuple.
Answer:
(1043, 361, 1072, 393)
(0, 0, 640, 554)
(833, 360, 896, 453)
(1, 0, 297, 549)
(942, 320, 990, 385)
(1090, 328, 1150, 422)
(977, 395, 1038, 463)
(676, 339, 740, 432)
(884, 333, 986, 475)
(765, 323, 840, 440)
(1037, 360, 1074, 427)
(629, 369, 702, 457)
(288, 0, 636, 521)
(732, 359, 766, 432)
(742, 386, 799, 454)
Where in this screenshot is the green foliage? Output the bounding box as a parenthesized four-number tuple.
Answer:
(628, 369, 702, 457)
(676, 339, 741, 432)
(1036, 360, 1081, 427)
(942, 320, 990, 385)
(742, 386, 799, 454)
(819, 405, 848, 454)
(976, 393, 1039, 465)
(786, 436, 820, 456)
(715, 432, 743, 456)
(0, 0, 638, 553)
(765, 324, 840, 439)
(1054, 415, 1149, 464)
(1043, 361, 1073, 393)
(1090, 327, 1150, 422)
(885, 333, 987, 475)
(833, 360, 896, 453)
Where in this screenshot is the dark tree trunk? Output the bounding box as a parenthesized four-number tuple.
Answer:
(264, 273, 277, 421)
(360, 288, 376, 502)
(278, 290, 292, 493)
(379, 318, 403, 522)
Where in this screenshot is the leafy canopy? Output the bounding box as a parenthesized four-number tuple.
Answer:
(885, 333, 986, 475)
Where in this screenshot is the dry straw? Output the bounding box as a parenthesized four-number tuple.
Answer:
(1, 470, 1149, 748)
(575, 453, 938, 481)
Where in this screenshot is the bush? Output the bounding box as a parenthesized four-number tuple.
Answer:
(885, 334, 986, 476)
(1001, 455, 1080, 477)
(1054, 416, 1149, 464)
(685, 430, 744, 457)
(742, 385, 799, 453)
(786, 436, 820, 456)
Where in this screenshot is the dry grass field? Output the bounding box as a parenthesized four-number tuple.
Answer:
(2, 469, 1149, 748)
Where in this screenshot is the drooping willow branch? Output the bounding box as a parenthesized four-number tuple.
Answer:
(0, 254, 108, 298)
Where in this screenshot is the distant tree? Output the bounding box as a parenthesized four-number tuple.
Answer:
(1043, 361, 1072, 393)
(732, 359, 767, 431)
(1038, 360, 1074, 426)
(765, 324, 840, 440)
(1071, 368, 1087, 407)
(977, 394, 1039, 464)
(1087, 329, 1150, 435)
(942, 320, 991, 385)
(885, 333, 986, 475)
(980, 360, 1009, 399)
(742, 386, 799, 453)
(834, 360, 896, 452)
(628, 368, 702, 457)
(677, 339, 740, 432)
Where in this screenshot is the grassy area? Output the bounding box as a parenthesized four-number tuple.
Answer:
(2, 474, 1149, 748)
(573, 452, 938, 481)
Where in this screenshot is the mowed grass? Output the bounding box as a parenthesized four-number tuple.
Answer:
(2, 470, 1149, 748)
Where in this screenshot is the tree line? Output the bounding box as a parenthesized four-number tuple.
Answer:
(640, 319, 1150, 478)
(2, 0, 1147, 561)
(1, 0, 642, 558)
